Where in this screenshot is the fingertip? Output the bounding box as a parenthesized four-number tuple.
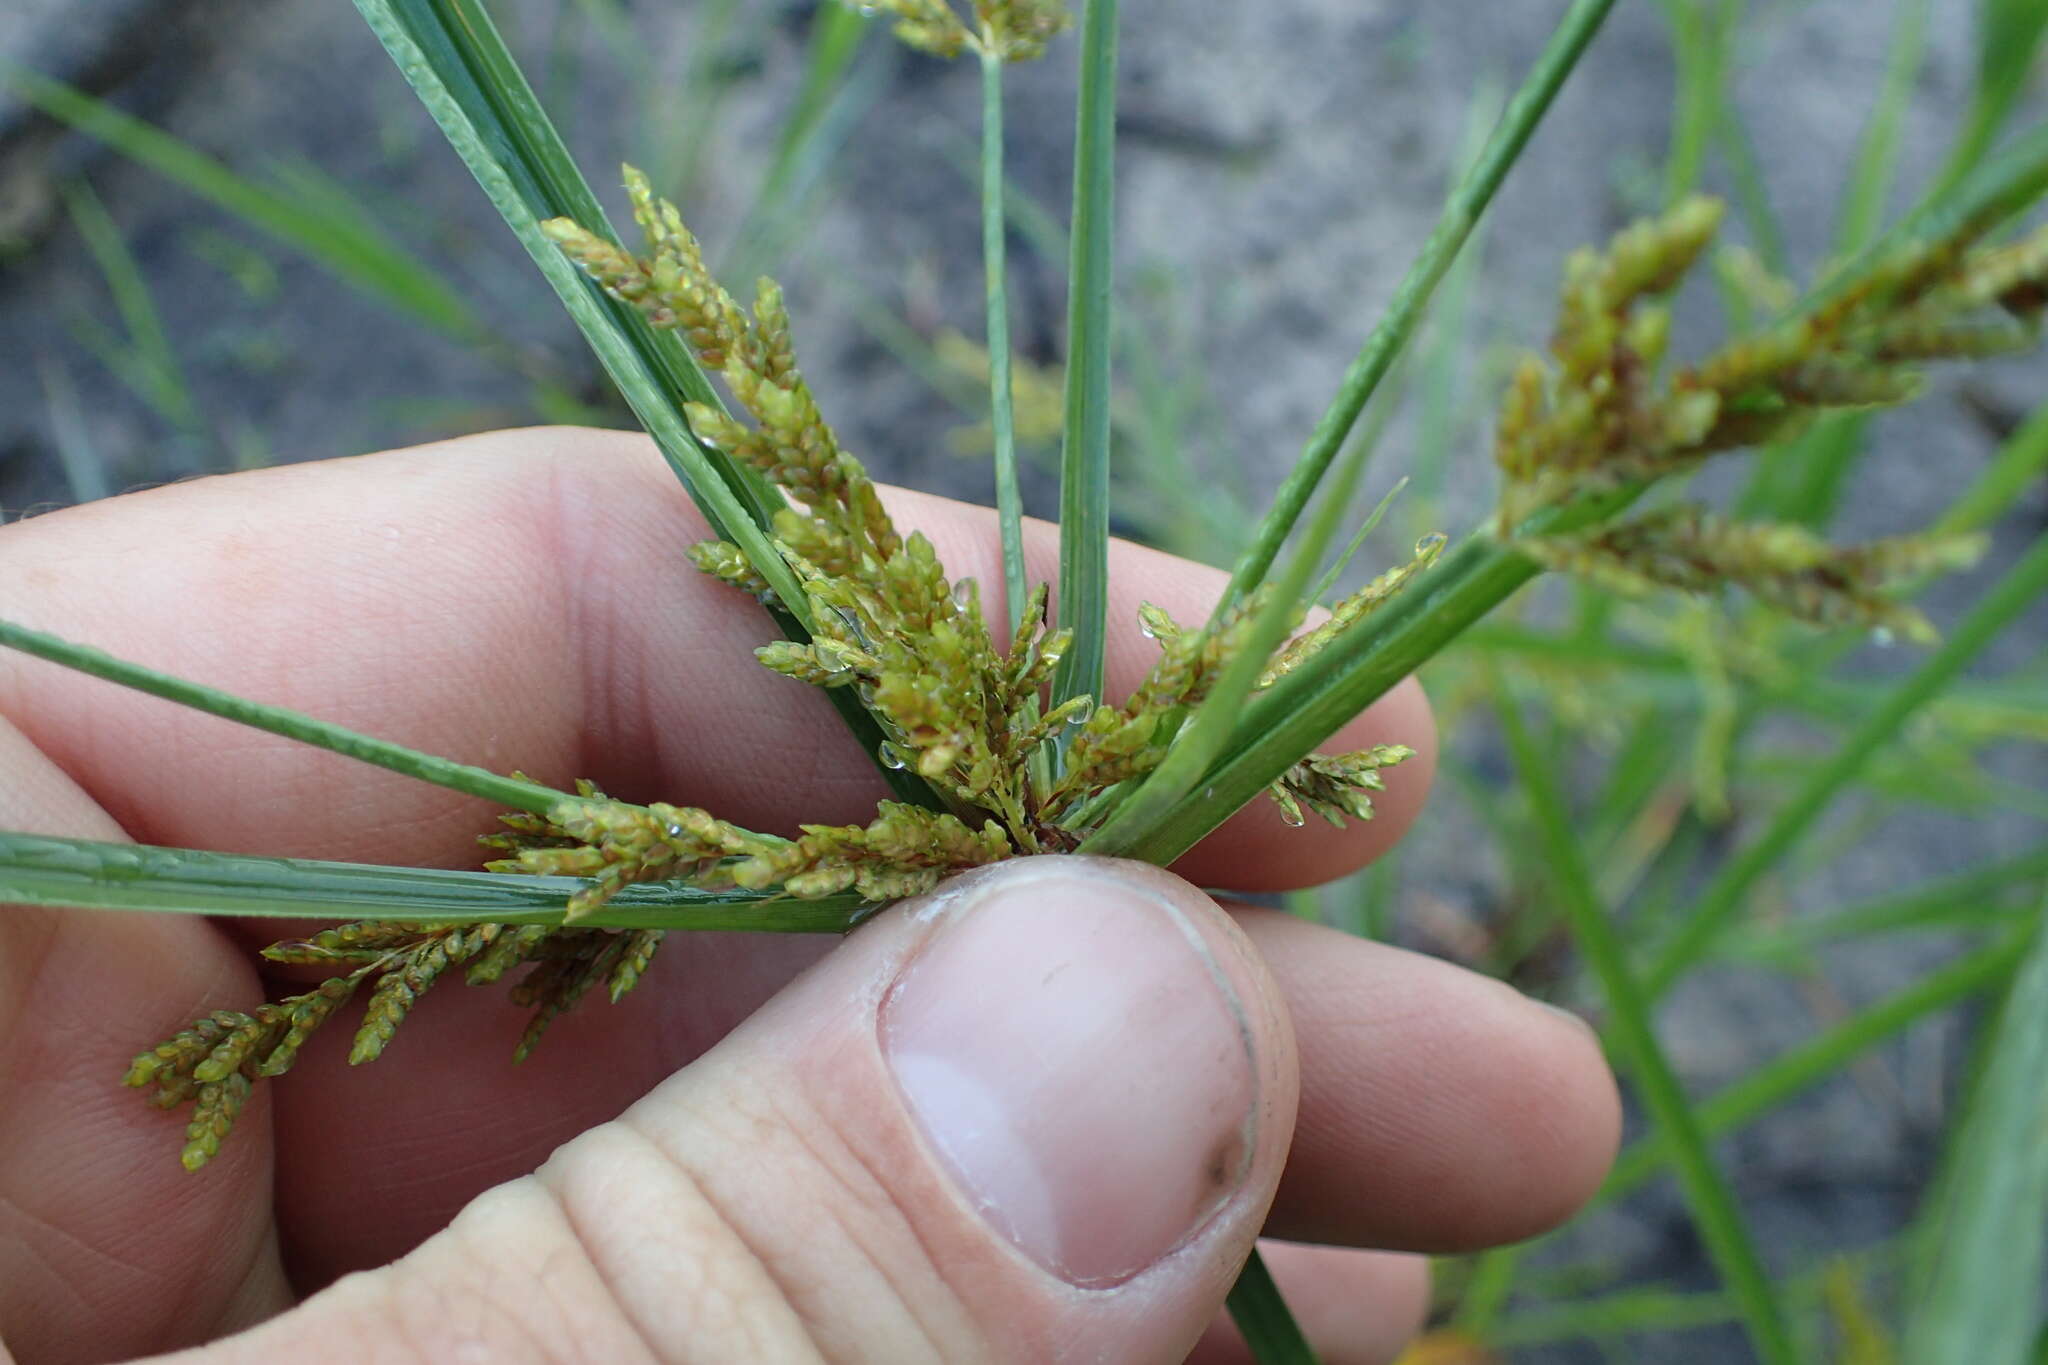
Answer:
(1234, 914, 1622, 1252)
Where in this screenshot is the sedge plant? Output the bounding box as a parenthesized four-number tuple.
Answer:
(5, 1, 2048, 1360)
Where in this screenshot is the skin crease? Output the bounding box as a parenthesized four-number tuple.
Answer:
(0, 427, 1619, 1364)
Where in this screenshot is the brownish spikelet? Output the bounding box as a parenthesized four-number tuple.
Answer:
(180, 1074, 252, 1173)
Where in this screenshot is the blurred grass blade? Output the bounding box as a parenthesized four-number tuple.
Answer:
(1656, 0, 1737, 205)
(1050, 0, 1120, 724)
(724, 3, 883, 280)
(353, 0, 941, 806)
(1613, 932, 2029, 1201)
(1738, 0, 1927, 527)
(1494, 687, 1799, 1365)
(1460, 930, 2028, 1334)
(1643, 532, 2048, 997)
(1934, 0, 2048, 195)
(1904, 891, 2048, 1363)
(751, 4, 869, 230)
(1412, 83, 1501, 520)
(1491, 1287, 1737, 1349)
(59, 178, 204, 448)
(1726, 849, 2048, 960)
(0, 830, 868, 932)
(980, 49, 1028, 632)
(0, 617, 570, 814)
(35, 355, 112, 503)
(3, 64, 490, 346)
(1935, 397, 2048, 536)
(1226, 1248, 1319, 1365)
(1216, 0, 1618, 616)
(1836, 0, 1931, 253)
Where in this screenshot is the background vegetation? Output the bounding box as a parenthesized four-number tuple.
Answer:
(1, 0, 2044, 1359)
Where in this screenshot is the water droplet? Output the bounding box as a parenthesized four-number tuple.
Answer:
(1065, 707, 1089, 727)
(1279, 806, 1307, 828)
(1871, 626, 1896, 647)
(1138, 620, 1159, 640)
(664, 822, 686, 839)
(951, 579, 977, 608)
(1038, 647, 1064, 667)
(1415, 532, 1447, 557)
(877, 742, 908, 770)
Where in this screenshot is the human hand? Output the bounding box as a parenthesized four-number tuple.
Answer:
(0, 427, 1618, 1364)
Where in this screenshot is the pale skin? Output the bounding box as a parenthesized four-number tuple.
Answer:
(0, 427, 1620, 1364)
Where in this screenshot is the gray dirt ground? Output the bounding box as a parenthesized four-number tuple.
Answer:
(2, 2, 2044, 1360)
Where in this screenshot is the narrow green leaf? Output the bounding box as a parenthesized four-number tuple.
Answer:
(1460, 931, 2027, 1332)
(1494, 688, 1799, 1365)
(0, 830, 869, 932)
(980, 49, 1028, 634)
(1935, 396, 2048, 536)
(1904, 892, 2048, 1363)
(1049, 0, 1120, 724)
(1309, 475, 1408, 608)
(752, 5, 870, 228)
(1643, 532, 2048, 997)
(1, 64, 489, 346)
(1216, 0, 1619, 616)
(1725, 849, 2048, 960)
(352, 0, 783, 569)
(1931, 0, 2048, 196)
(354, 0, 941, 807)
(0, 617, 569, 815)
(1715, 99, 1790, 274)
(35, 355, 112, 503)
(1837, 0, 1932, 254)
(1491, 1286, 1738, 1349)
(1656, 0, 1735, 206)
(1080, 402, 1386, 857)
(723, 3, 881, 281)
(1099, 527, 1555, 867)
(1225, 1247, 1320, 1365)
(1739, 0, 1927, 527)
(1411, 83, 1501, 518)
(59, 178, 202, 439)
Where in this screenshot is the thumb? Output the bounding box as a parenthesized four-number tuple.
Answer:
(167, 856, 1301, 1364)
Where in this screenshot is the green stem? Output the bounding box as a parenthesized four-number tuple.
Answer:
(1082, 526, 1550, 863)
(1458, 930, 2027, 1334)
(1226, 1247, 1320, 1364)
(1613, 932, 2028, 1200)
(980, 47, 1028, 635)
(1642, 531, 2048, 998)
(0, 618, 568, 814)
(1214, 0, 1618, 618)
(1495, 689, 1799, 1365)
(0, 830, 870, 931)
(1048, 0, 1119, 727)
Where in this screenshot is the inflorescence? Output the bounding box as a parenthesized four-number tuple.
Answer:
(129, 29, 2048, 1168)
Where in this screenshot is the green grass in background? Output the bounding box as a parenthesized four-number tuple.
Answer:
(6, 0, 2046, 1358)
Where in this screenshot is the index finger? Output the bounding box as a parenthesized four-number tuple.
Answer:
(0, 426, 1433, 891)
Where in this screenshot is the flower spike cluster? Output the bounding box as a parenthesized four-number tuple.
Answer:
(133, 178, 2042, 1175)
(843, 0, 1072, 63)
(1495, 194, 2041, 635)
